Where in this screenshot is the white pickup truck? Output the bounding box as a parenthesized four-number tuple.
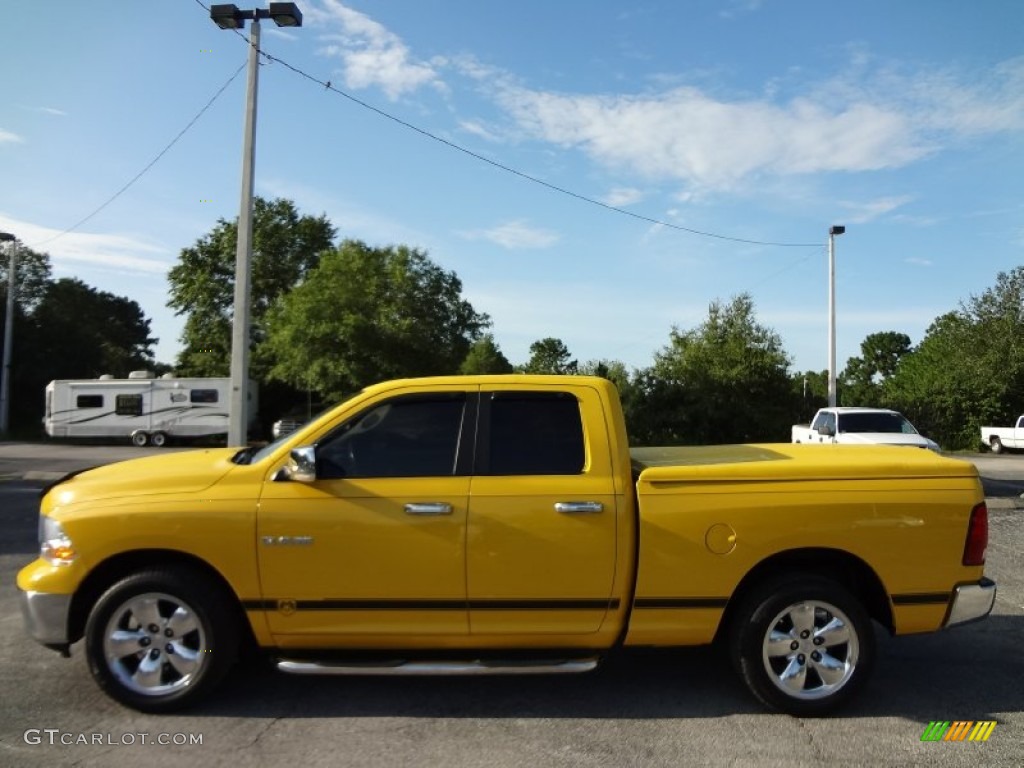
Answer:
(981, 415, 1024, 453)
(792, 407, 940, 451)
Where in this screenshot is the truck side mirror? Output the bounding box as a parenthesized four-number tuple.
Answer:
(817, 425, 836, 437)
(283, 445, 317, 483)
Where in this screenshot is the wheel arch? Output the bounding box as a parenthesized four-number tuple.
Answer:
(67, 549, 256, 652)
(715, 547, 894, 643)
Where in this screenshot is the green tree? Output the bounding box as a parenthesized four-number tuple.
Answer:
(840, 331, 912, 406)
(521, 337, 578, 374)
(264, 240, 489, 400)
(168, 197, 336, 376)
(651, 293, 794, 443)
(0, 242, 52, 311)
(791, 369, 828, 424)
(460, 334, 514, 374)
(7, 278, 157, 434)
(29, 278, 157, 378)
(887, 267, 1024, 449)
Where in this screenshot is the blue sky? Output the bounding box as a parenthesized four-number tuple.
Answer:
(1, 0, 1022, 375)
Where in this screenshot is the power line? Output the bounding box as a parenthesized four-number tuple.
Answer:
(30, 62, 247, 249)
(198, 0, 821, 249)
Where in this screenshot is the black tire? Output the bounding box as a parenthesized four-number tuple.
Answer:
(729, 574, 875, 717)
(990, 437, 1003, 454)
(150, 431, 168, 448)
(84, 568, 239, 712)
(130, 431, 149, 447)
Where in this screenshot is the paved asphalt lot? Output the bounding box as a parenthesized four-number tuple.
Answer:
(0, 442, 1021, 767)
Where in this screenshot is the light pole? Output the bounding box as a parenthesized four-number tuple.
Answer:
(0, 231, 16, 437)
(210, 3, 302, 446)
(827, 225, 845, 408)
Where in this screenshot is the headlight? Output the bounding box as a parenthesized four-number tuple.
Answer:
(39, 516, 76, 566)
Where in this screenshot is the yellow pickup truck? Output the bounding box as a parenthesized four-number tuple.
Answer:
(18, 375, 995, 716)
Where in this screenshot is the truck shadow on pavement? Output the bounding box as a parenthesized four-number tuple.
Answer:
(195, 614, 1023, 722)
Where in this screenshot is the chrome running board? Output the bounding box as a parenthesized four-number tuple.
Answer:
(276, 658, 599, 676)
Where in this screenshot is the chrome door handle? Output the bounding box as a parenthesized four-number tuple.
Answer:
(554, 501, 604, 514)
(404, 502, 453, 516)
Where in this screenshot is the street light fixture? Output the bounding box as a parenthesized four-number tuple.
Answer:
(210, 3, 302, 30)
(0, 231, 17, 437)
(828, 225, 846, 408)
(209, 3, 302, 446)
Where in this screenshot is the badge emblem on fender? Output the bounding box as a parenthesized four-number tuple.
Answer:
(277, 599, 297, 616)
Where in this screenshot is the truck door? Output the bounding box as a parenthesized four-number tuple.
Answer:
(257, 389, 476, 638)
(467, 386, 618, 635)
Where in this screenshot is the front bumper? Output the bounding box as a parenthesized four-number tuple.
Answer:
(19, 590, 72, 647)
(945, 578, 997, 627)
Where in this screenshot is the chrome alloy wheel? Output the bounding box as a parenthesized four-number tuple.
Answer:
(102, 592, 208, 697)
(761, 599, 859, 700)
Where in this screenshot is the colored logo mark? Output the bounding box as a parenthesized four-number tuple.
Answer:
(921, 721, 996, 742)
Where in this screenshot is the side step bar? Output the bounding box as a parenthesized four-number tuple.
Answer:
(276, 658, 600, 676)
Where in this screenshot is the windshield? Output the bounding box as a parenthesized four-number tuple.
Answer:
(837, 412, 918, 435)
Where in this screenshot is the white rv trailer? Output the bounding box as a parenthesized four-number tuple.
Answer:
(44, 372, 258, 446)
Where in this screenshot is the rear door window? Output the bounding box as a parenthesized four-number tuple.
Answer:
(482, 392, 585, 475)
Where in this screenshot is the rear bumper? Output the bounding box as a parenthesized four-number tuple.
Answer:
(944, 578, 997, 627)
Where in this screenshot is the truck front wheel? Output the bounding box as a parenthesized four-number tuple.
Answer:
(729, 575, 875, 716)
(84, 568, 238, 712)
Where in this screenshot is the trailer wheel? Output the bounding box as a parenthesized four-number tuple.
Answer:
(130, 431, 149, 447)
(730, 574, 875, 716)
(150, 432, 168, 448)
(990, 437, 1003, 454)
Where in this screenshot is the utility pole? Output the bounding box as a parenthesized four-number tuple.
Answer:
(0, 232, 17, 436)
(828, 225, 845, 408)
(210, 3, 303, 446)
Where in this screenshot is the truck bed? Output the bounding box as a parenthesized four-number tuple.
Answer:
(629, 443, 975, 483)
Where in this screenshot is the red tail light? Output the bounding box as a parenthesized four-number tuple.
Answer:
(963, 503, 988, 566)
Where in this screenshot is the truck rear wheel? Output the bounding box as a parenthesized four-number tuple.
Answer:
(729, 574, 875, 716)
(84, 568, 238, 712)
(990, 437, 1003, 454)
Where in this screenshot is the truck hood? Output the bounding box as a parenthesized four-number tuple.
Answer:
(43, 448, 240, 509)
(838, 432, 939, 450)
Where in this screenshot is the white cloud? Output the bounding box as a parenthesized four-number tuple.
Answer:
(720, 0, 764, 20)
(458, 120, 501, 142)
(840, 195, 914, 224)
(304, 4, 1023, 194)
(20, 105, 66, 116)
(0, 129, 24, 144)
(905, 257, 934, 267)
(264, 28, 299, 42)
(0, 215, 170, 274)
(486, 57, 1024, 194)
(496, 85, 928, 192)
(459, 220, 560, 250)
(314, 0, 440, 100)
(601, 187, 645, 207)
